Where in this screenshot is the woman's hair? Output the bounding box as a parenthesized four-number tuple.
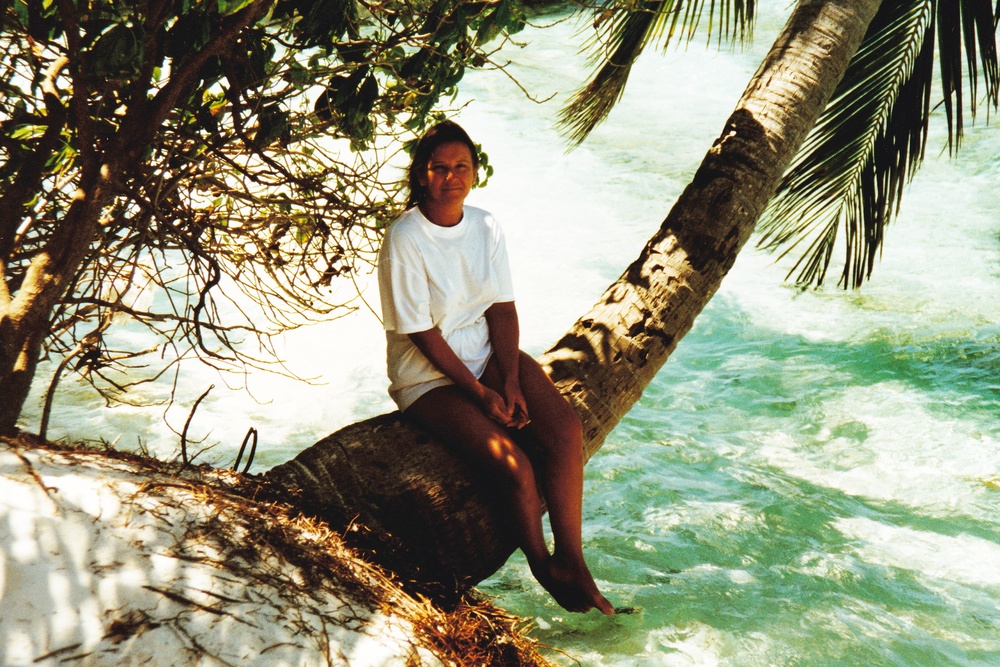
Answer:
(407, 120, 479, 208)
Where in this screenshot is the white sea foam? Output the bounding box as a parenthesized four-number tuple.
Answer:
(836, 516, 1000, 588)
(758, 381, 1000, 522)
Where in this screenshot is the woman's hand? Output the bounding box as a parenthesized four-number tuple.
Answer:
(504, 379, 530, 430)
(483, 302, 528, 428)
(471, 381, 529, 429)
(474, 383, 516, 426)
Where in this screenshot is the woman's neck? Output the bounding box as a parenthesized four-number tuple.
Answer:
(419, 201, 464, 227)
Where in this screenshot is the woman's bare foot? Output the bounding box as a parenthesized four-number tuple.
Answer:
(531, 553, 614, 615)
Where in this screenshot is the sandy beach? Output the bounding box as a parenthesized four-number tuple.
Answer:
(0, 437, 546, 666)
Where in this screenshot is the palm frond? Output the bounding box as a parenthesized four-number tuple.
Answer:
(935, 0, 1000, 144)
(758, 0, 999, 288)
(558, 0, 755, 146)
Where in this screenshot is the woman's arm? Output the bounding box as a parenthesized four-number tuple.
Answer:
(408, 327, 513, 426)
(485, 301, 529, 428)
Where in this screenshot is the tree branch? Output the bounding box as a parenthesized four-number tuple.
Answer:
(0, 56, 69, 275)
(55, 0, 97, 180)
(114, 1, 273, 166)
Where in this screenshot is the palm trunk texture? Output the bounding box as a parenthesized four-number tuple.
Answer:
(266, 0, 884, 588)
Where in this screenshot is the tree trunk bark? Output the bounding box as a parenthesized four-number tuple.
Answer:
(266, 0, 884, 588)
(0, 176, 111, 435)
(0, 330, 44, 436)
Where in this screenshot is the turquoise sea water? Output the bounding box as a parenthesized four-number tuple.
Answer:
(466, 8, 1000, 666)
(20, 5, 1000, 665)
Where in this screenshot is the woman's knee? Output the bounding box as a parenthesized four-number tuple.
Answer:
(557, 405, 584, 443)
(482, 433, 537, 489)
(528, 417, 582, 474)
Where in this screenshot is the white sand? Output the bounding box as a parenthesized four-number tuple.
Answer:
(0, 441, 445, 666)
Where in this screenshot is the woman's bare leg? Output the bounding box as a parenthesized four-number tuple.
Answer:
(480, 352, 614, 615)
(404, 384, 554, 591)
(406, 355, 612, 614)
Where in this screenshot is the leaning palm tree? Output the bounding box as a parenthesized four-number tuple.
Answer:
(562, 0, 1000, 288)
(267, 0, 998, 589)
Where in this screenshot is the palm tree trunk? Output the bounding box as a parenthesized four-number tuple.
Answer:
(266, 0, 884, 588)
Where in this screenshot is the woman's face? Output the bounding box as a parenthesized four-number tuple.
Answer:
(419, 141, 476, 208)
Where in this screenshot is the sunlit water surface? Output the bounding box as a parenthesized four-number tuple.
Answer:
(21, 5, 1000, 665)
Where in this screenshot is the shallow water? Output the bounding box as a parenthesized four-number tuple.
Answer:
(21, 4, 1000, 665)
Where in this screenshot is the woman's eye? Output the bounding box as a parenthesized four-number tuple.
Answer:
(429, 164, 472, 175)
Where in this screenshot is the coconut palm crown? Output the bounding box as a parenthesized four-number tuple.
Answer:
(560, 0, 1000, 287)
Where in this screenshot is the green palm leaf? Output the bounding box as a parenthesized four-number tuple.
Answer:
(559, 0, 755, 146)
(758, 0, 999, 288)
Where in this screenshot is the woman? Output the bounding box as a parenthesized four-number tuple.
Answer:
(377, 121, 613, 615)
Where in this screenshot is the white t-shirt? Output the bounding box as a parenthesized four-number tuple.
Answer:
(377, 205, 515, 410)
